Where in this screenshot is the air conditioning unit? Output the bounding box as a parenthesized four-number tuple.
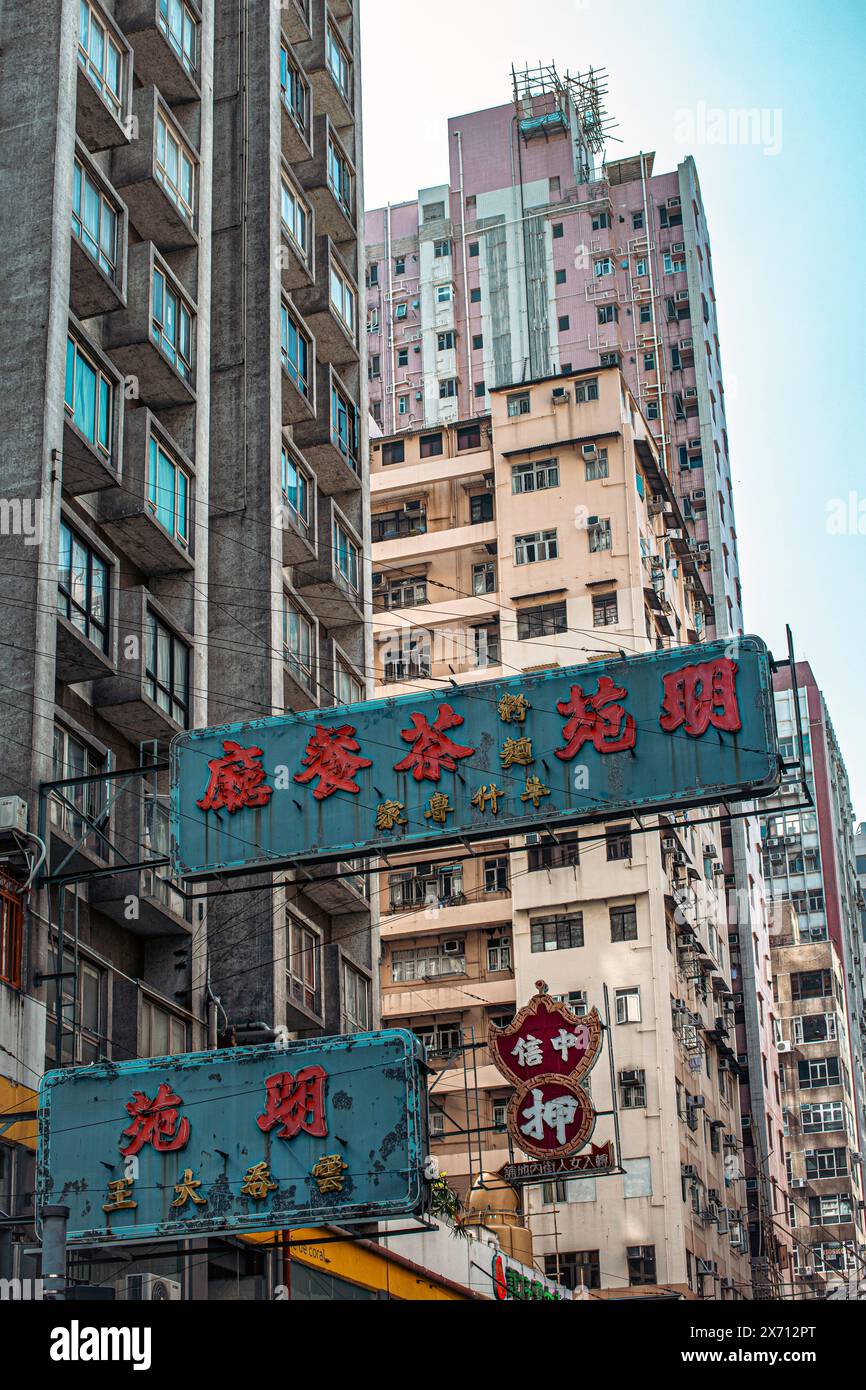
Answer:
(716, 1209, 730, 1235)
(684, 386, 698, 399)
(675, 289, 690, 302)
(582, 443, 598, 458)
(681, 1164, 697, 1178)
(668, 196, 682, 209)
(442, 940, 462, 955)
(126, 1274, 181, 1302)
(621, 1070, 643, 1085)
(696, 1259, 716, 1277)
(679, 337, 693, 350)
(403, 499, 423, 513)
(662, 836, 678, 853)
(671, 241, 686, 254)
(687, 436, 702, 449)
(696, 542, 711, 553)
(791, 1178, 806, 1189)
(0, 796, 28, 833)
(723, 1134, 738, 1149)
(552, 387, 569, 404)
(672, 998, 687, 1013)
(712, 861, 723, 874)
(371, 572, 384, 588)
(688, 1094, 706, 1109)
(800, 1266, 815, 1277)
(692, 489, 706, 502)
(776, 1040, 792, 1054)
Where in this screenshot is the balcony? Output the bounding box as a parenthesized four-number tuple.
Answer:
(294, 498, 363, 627)
(281, 0, 312, 46)
(70, 140, 128, 317)
(301, 859, 370, 915)
(55, 511, 117, 685)
(89, 794, 193, 936)
(280, 298, 317, 426)
(63, 316, 124, 494)
(99, 409, 195, 575)
(280, 39, 314, 165)
(116, 0, 202, 103)
(295, 116, 356, 247)
(112, 87, 199, 250)
(293, 362, 361, 494)
(92, 587, 192, 742)
(280, 436, 318, 567)
(76, 0, 133, 151)
(294, 6, 355, 132)
(293, 236, 359, 367)
(105, 242, 196, 407)
(280, 162, 316, 293)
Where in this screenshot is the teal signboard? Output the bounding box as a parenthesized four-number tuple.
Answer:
(37, 1032, 427, 1244)
(170, 637, 779, 879)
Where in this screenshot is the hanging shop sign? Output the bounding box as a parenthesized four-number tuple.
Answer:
(37, 1032, 427, 1245)
(489, 985, 604, 1161)
(502, 1142, 616, 1185)
(170, 637, 780, 879)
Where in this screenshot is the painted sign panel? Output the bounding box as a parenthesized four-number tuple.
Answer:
(489, 985, 603, 1160)
(37, 1032, 426, 1245)
(170, 637, 779, 879)
(502, 1142, 616, 1185)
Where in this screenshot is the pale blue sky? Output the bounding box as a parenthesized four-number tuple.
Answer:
(361, 0, 866, 818)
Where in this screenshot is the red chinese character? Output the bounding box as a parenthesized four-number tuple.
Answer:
(197, 741, 273, 815)
(554, 677, 636, 760)
(257, 1066, 328, 1141)
(660, 658, 742, 738)
(119, 1083, 191, 1158)
(394, 703, 475, 782)
(294, 725, 372, 800)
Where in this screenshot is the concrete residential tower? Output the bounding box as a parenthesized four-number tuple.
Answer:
(0, 0, 371, 1299)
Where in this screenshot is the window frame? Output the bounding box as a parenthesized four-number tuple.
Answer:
(144, 606, 190, 728)
(57, 516, 110, 653)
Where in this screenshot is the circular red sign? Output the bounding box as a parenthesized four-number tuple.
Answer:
(506, 1076, 596, 1159)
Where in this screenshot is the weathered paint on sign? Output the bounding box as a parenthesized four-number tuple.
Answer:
(37, 1032, 427, 1245)
(170, 637, 779, 879)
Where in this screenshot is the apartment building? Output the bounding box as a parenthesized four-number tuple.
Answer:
(759, 664, 866, 1291)
(0, 0, 371, 1298)
(373, 365, 755, 1297)
(855, 823, 866, 944)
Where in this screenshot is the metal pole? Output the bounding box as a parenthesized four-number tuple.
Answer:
(602, 985, 624, 1170)
(41, 1204, 69, 1301)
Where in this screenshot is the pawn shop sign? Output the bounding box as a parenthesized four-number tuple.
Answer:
(489, 985, 603, 1160)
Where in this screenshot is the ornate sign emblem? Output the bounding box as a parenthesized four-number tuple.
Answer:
(489, 983, 604, 1161)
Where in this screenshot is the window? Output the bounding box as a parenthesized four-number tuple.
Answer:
(155, 111, 195, 225)
(809, 1194, 853, 1226)
(47, 948, 106, 1064)
(589, 518, 612, 552)
(530, 913, 584, 953)
(798, 1057, 841, 1089)
(72, 155, 118, 282)
(469, 241, 479, 257)
(528, 833, 579, 872)
(615, 987, 641, 1023)
(57, 520, 109, 651)
(597, 305, 618, 324)
(585, 448, 609, 480)
(325, 23, 351, 100)
(158, 0, 198, 78)
(546, 1251, 599, 1292)
(331, 382, 359, 471)
(434, 239, 451, 258)
(327, 135, 352, 217)
(487, 936, 512, 972)
(594, 258, 613, 278)
(470, 494, 493, 524)
(420, 432, 443, 459)
(512, 458, 559, 493)
(151, 267, 193, 381)
(632, 211, 644, 230)
(593, 591, 618, 627)
(381, 440, 405, 466)
(78, 0, 123, 117)
(333, 517, 360, 594)
(507, 391, 531, 418)
(805, 1149, 848, 1180)
(664, 253, 685, 274)
(371, 507, 426, 543)
(558, 315, 570, 331)
(0, 874, 23, 989)
(287, 915, 321, 1015)
(552, 223, 564, 239)
(396, 347, 409, 368)
(392, 940, 466, 982)
(514, 530, 557, 565)
(575, 377, 599, 403)
(484, 858, 508, 893)
(397, 394, 409, 415)
(147, 436, 190, 549)
(145, 609, 189, 727)
(492, 1098, 508, 1131)
(335, 660, 362, 706)
(458, 423, 482, 451)
(64, 333, 114, 460)
(470, 287, 482, 303)
(139, 995, 188, 1058)
(517, 602, 567, 640)
(793, 1014, 837, 1045)
(592, 212, 610, 231)
(367, 353, 381, 381)
(280, 44, 308, 134)
(439, 377, 458, 399)
(367, 307, 380, 332)
(551, 989, 587, 1016)
(474, 625, 500, 668)
(51, 726, 108, 846)
(437, 330, 456, 351)
(280, 177, 310, 258)
(800, 1102, 844, 1134)
(639, 304, 652, 323)
(424, 202, 445, 222)
(792, 970, 832, 1001)
(280, 303, 310, 398)
(474, 381, 486, 397)
(283, 596, 314, 683)
(341, 962, 370, 1034)
(282, 446, 311, 538)
(643, 351, 655, 372)
(555, 269, 567, 286)
(390, 864, 462, 912)
(436, 284, 454, 304)
(607, 826, 632, 861)
(610, 905, 638, 942)
(367, 262, 379, 286)
(473, 559, 496, 594)
(472, 333, 484, 350)
(619, 1070, 646, 1108)
(379, 575, 427, 610)
(327, 260, 355, 335)
(627, 1246, 656, 1286)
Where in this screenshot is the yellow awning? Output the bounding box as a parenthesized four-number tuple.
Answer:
(0, 1078, 38, 1151)
(241, 1228, 467, 1300)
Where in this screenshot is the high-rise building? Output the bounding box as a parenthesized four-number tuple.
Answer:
(758, 661, 866, 1290)
(855, 823, 866, 945)
(372, 365, 757, 1298)
(366, 64, 788, 1297)
(0, 0, 371, 1298)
